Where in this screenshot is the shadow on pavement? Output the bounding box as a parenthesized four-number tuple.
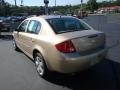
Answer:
(0, 35, 13, 41)
(45, 59, 120, 90)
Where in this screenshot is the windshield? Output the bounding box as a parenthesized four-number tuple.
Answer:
(46, 18, 91, 34)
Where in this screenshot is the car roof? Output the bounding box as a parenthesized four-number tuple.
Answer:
(27, 15, 76, 20)
(40, 15, 74, 19)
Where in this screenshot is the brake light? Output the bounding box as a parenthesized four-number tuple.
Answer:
(55, 40, 76, 53)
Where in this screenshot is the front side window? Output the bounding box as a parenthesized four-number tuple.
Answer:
(18, 20, 28, 32)
(27, 20, 41, 34)
(46, 18, 90, 34)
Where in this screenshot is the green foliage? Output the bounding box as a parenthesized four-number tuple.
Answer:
(87, 0, 98, 12)
(115, 0, 120, 6)
(0, 1, 11, 16)
(0, 4, 5, 16)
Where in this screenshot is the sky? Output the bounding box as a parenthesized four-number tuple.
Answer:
(6, 0, 109, 6)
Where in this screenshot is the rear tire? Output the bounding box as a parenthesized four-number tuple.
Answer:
(34, 53, 50, 78)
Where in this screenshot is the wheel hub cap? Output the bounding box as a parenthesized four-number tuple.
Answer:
(35, 56, 44, 75)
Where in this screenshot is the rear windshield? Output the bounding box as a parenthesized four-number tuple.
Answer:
(46, 18, 90, 34)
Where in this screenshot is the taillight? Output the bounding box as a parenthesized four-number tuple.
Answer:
(55, 40, 76, 53)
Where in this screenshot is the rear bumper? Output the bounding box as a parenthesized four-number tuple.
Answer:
(52, 48, 108, 73)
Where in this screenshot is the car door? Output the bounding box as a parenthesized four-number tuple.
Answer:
(22, 20, 41, 56)
(14, 20, 29, 51)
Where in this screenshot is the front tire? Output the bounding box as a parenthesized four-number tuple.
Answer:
(34, 53, 49, 78)
(13, 39, 19, 51)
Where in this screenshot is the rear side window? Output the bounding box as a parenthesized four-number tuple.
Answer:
(46, 18, 90, 34)
(27, 20, 41, 34)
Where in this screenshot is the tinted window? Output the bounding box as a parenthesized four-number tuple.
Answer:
(46, 18, 90, 34)
(27, 20, 41, 34)
(18, 20, 28, 32)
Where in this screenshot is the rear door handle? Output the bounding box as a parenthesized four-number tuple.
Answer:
(31, 38, 35, 42)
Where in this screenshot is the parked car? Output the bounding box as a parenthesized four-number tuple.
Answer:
(12, 15, 108, 77)
(73, 11, 88, 19)
(0, 19, 10, 32)
(7, 16, 26, 23)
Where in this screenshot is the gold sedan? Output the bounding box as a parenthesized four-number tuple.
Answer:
(12, 15, 108, 77)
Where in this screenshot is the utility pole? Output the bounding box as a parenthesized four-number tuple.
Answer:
(54, 0, 56, 12)
(14, 0, 17, 6)
(21, 0, 23, 6)
(44, 0, 49, 15)
(80, 0, 83, 18)
(55, 0, 56, 7)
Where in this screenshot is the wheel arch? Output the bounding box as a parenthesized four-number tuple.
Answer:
(32, 47, 51, 70)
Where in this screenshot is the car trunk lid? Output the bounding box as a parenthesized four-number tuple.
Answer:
(58, 30, 105, 55)
(71, 31, 105, 55)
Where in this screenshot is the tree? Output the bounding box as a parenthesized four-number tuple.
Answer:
(87, 0, 98, 12)
(115, 0, 120, 6)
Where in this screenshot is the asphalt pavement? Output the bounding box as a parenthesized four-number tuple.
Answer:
(0, 15, 120, 90)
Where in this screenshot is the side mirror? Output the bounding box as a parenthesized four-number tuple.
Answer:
(15, 28, 19, 32)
